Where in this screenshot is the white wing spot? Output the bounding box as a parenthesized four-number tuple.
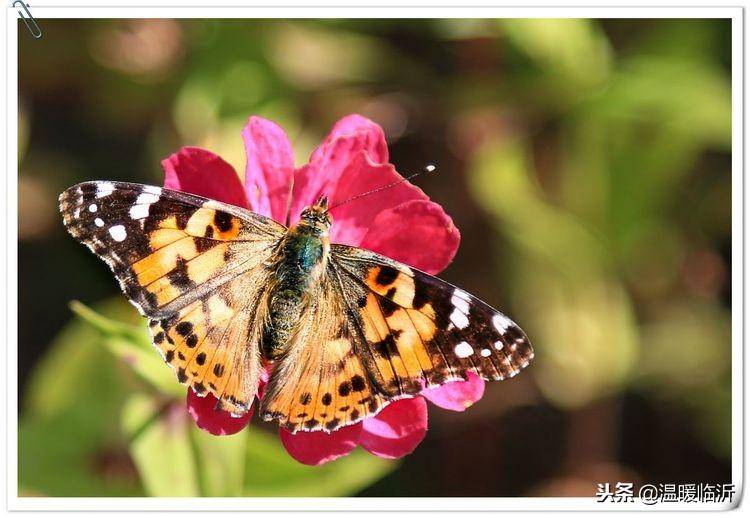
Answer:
(94, 218, 104, 227)
(493, 314, 514, 333)
(453, 288, 471, 302)
(450, 308, 470, 329)
(494, 341, 504, 350)
(136, 192, 159, 205)
(480, 348, 491, 357)
(454, 341, 474, 358)
(95, 182, 115, 198)
(130, 203, 150, 220)
(109, 225, 127, 242)
(143, 185, 163, 195)
(451, 291, 470, 313)
(88, 204, 97, 213)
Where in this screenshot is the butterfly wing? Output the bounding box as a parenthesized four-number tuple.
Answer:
(59, 181, 284, 414)
(259, 244, 533, 433)
(259, 272, 391, 433)
(330, 244, 534, 396)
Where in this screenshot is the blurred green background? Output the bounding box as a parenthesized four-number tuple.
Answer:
(18, 18, 731, 497)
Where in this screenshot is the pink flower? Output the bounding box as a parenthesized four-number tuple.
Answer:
(163, 114, 485, 465)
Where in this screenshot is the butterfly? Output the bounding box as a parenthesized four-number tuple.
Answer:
(59, 181, 534, 433)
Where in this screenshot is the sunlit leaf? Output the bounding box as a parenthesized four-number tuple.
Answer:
(498, 18, 612, 94)
(122, 393, 200, 497)
(191, 423, 247, 496)
(70, 301, 183, 398)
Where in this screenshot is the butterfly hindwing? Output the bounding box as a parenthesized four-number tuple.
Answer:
(60, 181, 284, 414)
(330, 244, 534, 399)
(259, 274, 390, 433)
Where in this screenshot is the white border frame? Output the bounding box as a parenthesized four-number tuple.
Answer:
(2, 2, 743, 512)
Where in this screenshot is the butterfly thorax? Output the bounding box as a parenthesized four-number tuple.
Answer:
(262, 198, 332, 360)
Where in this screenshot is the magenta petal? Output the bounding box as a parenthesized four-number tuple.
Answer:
(359, 199, 461, 275)
(279, 424, 363, 466)
(327, 152, 428, 247)
(162, 146, 249, 208)
(242, 116, 295, 222)
(359, 397, 428, 459)
(289, 115, 389, 223)
(422, 372, 486, 412)
(319, 114, 390, 160)
(186, 390, 251, 436)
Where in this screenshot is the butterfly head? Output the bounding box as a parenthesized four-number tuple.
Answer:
(297, 195, 332, 235)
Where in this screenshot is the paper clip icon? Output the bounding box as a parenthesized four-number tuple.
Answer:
(14, 1, 42, 39)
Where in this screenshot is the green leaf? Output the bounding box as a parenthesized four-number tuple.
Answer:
(191, 425, 247, 496)
(24, 298, 136, 421)
(122, 393, 200, 497)
(468, 138, 610, 279)
(243, 427, 396, 496)
(499, 19, 612, 95)
(70, 301, 183, 398)
(19, 412, 143, 496)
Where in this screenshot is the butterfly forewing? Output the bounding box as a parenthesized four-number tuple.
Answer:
(59, 181, 284, 414)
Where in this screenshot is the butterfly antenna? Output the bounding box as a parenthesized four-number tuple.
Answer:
(327, 164, 437, 212)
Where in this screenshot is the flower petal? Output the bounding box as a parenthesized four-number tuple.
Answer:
(289, 115, 388, 223)
(186, 390, 251, 436)
(162, 146, 249, 208)
(359, 199, 461, 275)
(327, 151, 428, 246)
(242, 116, 295, 222)
(279, 424, 362, 466)
(421, 372, 485, 412)
(321, 114, 390, 159)
(359, 397, 428, 459)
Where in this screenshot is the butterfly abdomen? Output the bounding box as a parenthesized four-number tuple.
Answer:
(263, 226, 330, 359)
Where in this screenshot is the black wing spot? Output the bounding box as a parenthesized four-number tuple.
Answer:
(351, 375, 366, 392)
(214, 211, 233, 232)
(196, 352, 206, 365)
(213, 364, 224, 377)
(175, 321, 193, 336)
(338, 381, 352, 397)
(375, 266, 399, 286)
(168, 256, 194, 289)
(372, 332, 400, 359)
(412, 278, 431, 310)
(380, 296, 400, 318)
(300, 392, 312, 405)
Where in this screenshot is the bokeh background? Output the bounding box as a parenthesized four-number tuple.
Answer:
(18, 18, 732, 497)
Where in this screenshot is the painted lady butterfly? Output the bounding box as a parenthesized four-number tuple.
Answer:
(59, 181, 534, 433)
